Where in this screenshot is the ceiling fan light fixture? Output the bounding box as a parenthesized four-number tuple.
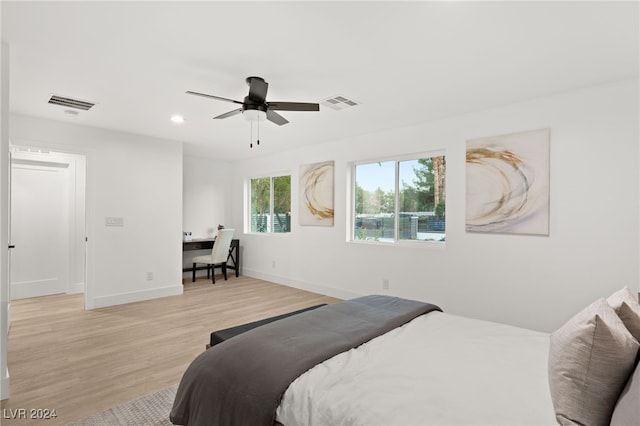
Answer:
(243, 109, 266, 122)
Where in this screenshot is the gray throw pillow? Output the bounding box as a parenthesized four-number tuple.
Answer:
(607, 286, 640, 342)
(548, 298, 639, 426)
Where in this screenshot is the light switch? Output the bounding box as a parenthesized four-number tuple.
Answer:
(105, 217, 124, 227)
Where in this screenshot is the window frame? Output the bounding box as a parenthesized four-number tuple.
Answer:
(246, 172, 292, 235)
(349, 150, 446, 246)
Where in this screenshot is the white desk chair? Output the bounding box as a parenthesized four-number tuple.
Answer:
(192, 228, 235, 283)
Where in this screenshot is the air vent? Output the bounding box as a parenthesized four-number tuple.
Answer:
(48, 95, 95, 111)
(321, 95, 359, 111)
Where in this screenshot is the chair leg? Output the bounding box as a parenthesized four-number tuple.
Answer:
(223, 263, 228, 280)
(192, 263, 196, 282)
(211, 264, 216, 284)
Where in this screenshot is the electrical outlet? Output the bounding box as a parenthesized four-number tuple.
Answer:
(382, 279, 390, 290)
(146, 272, 153, 281)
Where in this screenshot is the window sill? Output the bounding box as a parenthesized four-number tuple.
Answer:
(348, 238, 446, 248)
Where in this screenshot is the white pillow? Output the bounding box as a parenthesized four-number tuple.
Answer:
(548, 298, 639, 426)
(607, 286, 640, 342)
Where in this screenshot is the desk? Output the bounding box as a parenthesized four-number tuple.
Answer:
(182, 238, 240, 278)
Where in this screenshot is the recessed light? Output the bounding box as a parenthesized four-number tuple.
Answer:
(171, 114, 185, 123)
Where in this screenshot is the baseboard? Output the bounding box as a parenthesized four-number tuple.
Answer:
(68, 281, 84, 294)
(11, 278, 63, 300)
(1, 299, 9, 400)
(1, 369, 9, 401)
(243, 268, 362, 301)
(88, 285, 183, 309)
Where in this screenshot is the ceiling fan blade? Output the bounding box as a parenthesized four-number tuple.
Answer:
(268, 101, 320, 112)
(266, 110, 289, 126)
(186, 90, 243, 105)
(247, 77, 268, 103)
(214, 108, 243, 119)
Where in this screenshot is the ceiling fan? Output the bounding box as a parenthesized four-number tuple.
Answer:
(186, 76, 320, 126)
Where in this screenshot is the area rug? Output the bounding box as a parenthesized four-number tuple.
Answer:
(68, 385, 177, 426)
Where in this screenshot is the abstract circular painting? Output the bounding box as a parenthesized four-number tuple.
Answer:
(466, 128, 549, 235)
(299, 160, 335, 226)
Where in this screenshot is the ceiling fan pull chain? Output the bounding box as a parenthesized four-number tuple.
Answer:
(250, 121, 253, 148)
(257, 118, 260, 146)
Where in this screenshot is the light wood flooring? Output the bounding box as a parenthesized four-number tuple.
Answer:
(1, 275, 340, 425)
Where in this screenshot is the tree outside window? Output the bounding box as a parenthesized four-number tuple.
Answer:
(354, 155, 445, 243)
(250, 175, 291, 233)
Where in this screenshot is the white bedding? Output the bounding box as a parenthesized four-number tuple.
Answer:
(276, 311, 556, 426)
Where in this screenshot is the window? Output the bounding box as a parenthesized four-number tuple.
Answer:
(249, 174, 291, 233)
(353, 154, 445, 243)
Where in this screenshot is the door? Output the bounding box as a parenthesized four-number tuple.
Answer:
(10, 160, 69, 299)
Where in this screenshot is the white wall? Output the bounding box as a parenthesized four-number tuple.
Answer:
(182, 155, 232, 276)
(229, 79, 639, 333)
(183, 155, 232, 239)
(9, 114, 184, 309)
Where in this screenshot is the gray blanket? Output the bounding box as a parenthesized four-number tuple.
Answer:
(170, 295, 441, 426)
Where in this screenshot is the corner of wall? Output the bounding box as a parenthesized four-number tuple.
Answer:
(1, 40, 11, 401)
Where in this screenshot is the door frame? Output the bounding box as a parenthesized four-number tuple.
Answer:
(9, 141, 92, 310)
(1, 41, 10, 401)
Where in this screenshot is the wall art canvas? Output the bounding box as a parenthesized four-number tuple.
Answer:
(466, 128, 550, 235)
(299, 160, 334, 226)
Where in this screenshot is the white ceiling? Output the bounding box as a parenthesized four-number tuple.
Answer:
(2, 1, 638, 161)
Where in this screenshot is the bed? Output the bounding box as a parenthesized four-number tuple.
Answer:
(170, 292, 640, 426)
(276, 310, 555, 425)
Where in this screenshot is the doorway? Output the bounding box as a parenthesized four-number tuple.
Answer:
(9, 147, 86, 301)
